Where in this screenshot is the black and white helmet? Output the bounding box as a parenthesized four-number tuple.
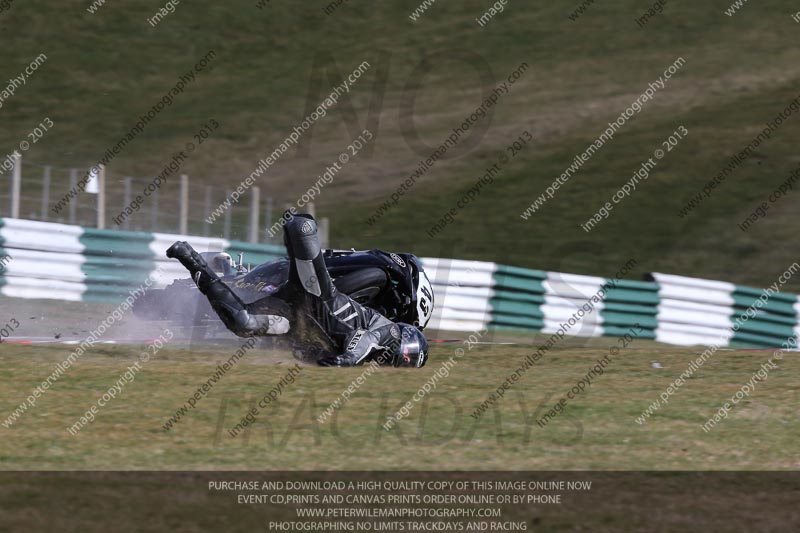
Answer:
(392, 324, 429, 368)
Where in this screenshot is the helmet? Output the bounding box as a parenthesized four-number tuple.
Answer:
(392, 323, 429, 368)
(199, 252, 235, 276)
(407, 255, 434, 330)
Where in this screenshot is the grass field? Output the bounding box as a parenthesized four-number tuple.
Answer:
(3, 2, 800, 529)
(2, 1, 800, 286)
(1, 335, 797, 470)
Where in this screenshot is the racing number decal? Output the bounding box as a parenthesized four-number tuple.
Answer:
(419, 285, 433, 315)
(420, 285, 432, 301)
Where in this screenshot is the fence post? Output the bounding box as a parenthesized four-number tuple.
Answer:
(179, 174, 189, 235)
(265, 196, 273, 241)
(248, 186, 260, 243)
(223, 189, 232, 240)
(150, 187, 159, 231)
(319, 217, 330, 249)
(122, 177, 133, 230)
(97, 164, 106, 229)
(10, 152, 21, 219)
(68, 169, 78, 224)
(203, 186, 212, 236)
(40, 165, 51, 221)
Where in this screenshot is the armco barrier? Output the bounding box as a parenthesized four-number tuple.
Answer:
(0, 218, 797, 349)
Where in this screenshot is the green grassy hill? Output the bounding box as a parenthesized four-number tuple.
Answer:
(2, 0, 799, 289)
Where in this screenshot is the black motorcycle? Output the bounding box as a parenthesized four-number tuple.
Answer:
(133, 249, 434, 339)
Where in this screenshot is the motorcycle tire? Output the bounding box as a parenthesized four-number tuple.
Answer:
(333, 268, 388, 305)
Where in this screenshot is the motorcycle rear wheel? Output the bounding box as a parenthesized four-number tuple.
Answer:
(333, 268, 388, 304)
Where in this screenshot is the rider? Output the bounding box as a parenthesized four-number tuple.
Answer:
(166, 213, 429, 368)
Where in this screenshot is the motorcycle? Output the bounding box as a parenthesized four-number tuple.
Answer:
(133, 248, 434, 341)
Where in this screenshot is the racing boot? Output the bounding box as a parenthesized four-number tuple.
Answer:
(165, 241, 219, 294)
(284, 214, 335, 300)
(166, 241, 289, 336)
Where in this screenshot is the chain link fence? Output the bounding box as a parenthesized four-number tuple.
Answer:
(0, 156, 328, 245)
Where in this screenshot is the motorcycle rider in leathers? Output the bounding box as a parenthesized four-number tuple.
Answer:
(166, 213, 429, 368)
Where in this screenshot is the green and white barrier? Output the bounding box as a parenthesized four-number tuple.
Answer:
(0, 218, 284, 303)
(425, 259, 660, 342)
(0, 218, 797, 349)
(647, 272, 800, 348)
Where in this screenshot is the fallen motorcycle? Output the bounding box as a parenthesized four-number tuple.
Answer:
(133, 248, 434, 340)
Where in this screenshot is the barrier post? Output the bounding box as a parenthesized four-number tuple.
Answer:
(40, 165, 51, 220)
(68, 169, 77, 224)
(265, 196, 273, 239)
(248, 186, 260, 243)
(97, 164, 106, 229)
(179, 174, 189, 235)
(203, 186, 212, 236)
(223, 189, 232, 240)
(122, 177, 132, 230)
(150, 186, 159, 231)
(319, 217, 330, 248)
(10, 152, 21, 219)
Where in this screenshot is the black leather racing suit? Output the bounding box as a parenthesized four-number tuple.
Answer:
(281, 214, 403, 366)
(169, 215, 403, 366)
